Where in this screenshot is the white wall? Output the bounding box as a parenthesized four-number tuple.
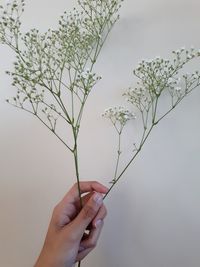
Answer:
(0, 0, 200, 266)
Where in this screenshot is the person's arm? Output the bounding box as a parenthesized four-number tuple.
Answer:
(34, 181, 108, 267)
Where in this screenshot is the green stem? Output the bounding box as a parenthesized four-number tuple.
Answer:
(35, 114, 73, 152)
(73, 131, 82, 267)
(104, 123, 155, 199)
(73, 136, 83, 207)
(113, 130, 122, 182)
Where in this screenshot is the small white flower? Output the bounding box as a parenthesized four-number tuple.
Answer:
(146, 59, 152, 63)
(193, 74, 198, 79)
(175, 86, 181, 91)
(176, 77, 181, 84)
(80, 71, 87, 79)
(187, 54, 192, 59)
(168, 78, 174, 84)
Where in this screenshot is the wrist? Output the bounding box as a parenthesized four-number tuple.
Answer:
(34, 249, 75, 267)
(34, 250, 56, 267)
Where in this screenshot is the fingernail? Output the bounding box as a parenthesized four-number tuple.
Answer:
(95, 219, 102, 228)
(93, 193, 103, 205)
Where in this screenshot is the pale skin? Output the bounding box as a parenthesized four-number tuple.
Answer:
(34, 181, 108, 267)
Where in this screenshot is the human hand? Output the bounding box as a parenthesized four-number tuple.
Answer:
(34, 181, 108, 267)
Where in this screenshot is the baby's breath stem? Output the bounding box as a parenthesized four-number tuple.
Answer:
(73, 146, 82, 267)
(104, 123, 155, 199)
(72, 126, 83, 207)
(73, 138, 82, 267)
(113, 130, 122, 182)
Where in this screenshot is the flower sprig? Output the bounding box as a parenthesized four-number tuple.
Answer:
(103, 106, 136, 130)
(104, 47, 200, 191)
(0, 0, 123, 145)
(103, 106, 136, 183)
(0, 0, 24, 48)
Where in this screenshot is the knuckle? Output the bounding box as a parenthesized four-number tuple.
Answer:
(72, 182, 78, 191)
(97, 205, 107, 220)
(103, 206, 107, 217)
(89, 240, 97, 249)
(93, 181, 100, 187)
(52, 204, 59, 217)
(105, 209, 107, 217)
(52, 204, 62, 224)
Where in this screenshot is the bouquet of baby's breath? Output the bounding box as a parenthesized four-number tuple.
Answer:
(0, 1, 200, 266)
(0, 1, 123, 265)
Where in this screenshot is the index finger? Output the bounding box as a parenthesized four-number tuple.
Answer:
(61, 181, 108, 205)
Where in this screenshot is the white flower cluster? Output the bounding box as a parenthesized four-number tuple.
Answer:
(79, 69, 93, 79)
(172, 46, 198, 60)
(129, 47, 200, 108)
(134, 47, 199, 90)
(167, 77, 182, 92)
(103, 106, 136, 126)
(123, 86, 151, 112)
(75, 69, 102, 92)
(133, 56, 174, 98)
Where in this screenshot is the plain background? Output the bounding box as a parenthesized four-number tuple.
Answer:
(0, 0, 200, 266)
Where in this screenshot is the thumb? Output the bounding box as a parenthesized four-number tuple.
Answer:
(71, 192, 103, 238)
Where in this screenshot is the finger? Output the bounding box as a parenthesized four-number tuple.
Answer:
(55, 192, 93, 224)
(76, 194, 106, 230)
(70, 192, 103, 238)
(76, 192, 93, 210)
(77, 248, 92, 262)
(81, 220, 104, 249)
(61, 181, 108, 206)
(74, 194, 107, 229)
(92, 204, 107, 228)
(77, 221, 104, 261)
(77, 195, 107, 229)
